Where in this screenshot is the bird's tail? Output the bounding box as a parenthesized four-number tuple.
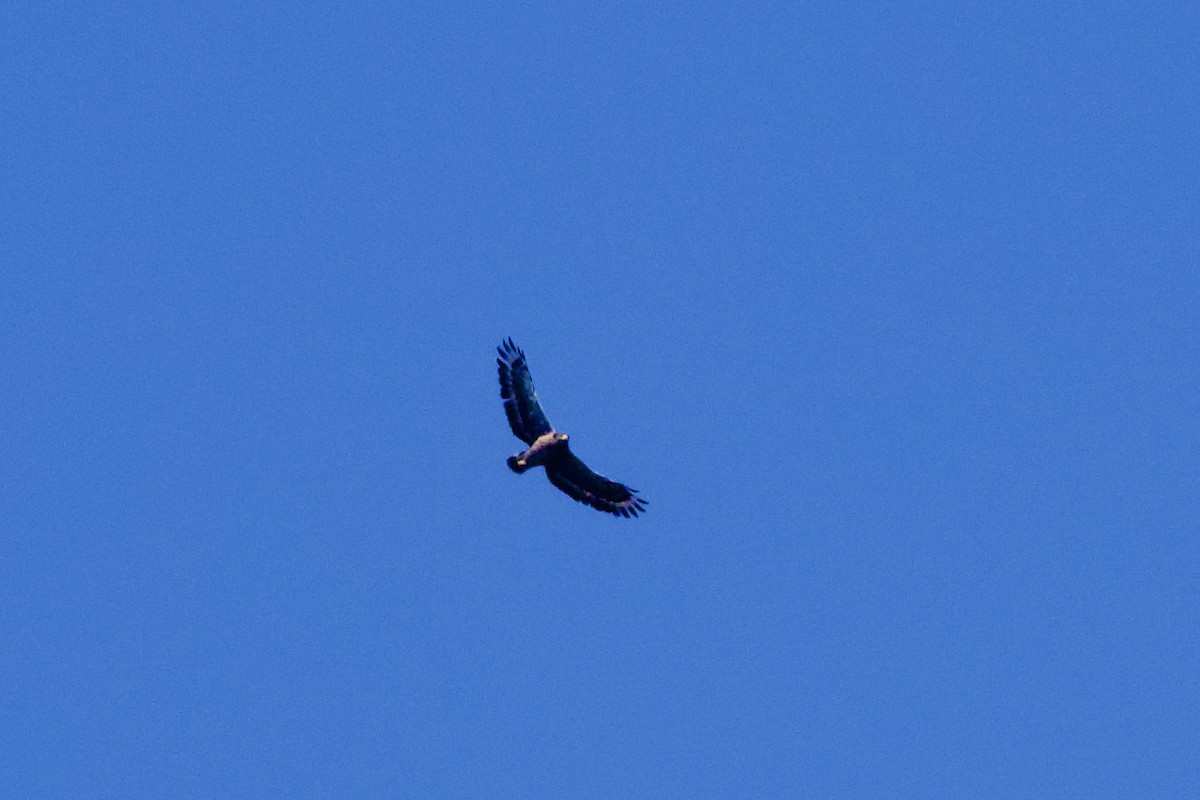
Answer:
(507, 456, 528, 474)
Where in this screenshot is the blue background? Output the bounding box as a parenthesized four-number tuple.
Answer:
(3, 3, 1197, 797)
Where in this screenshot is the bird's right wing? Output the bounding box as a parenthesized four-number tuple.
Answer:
(546, 450, 647, 518)
(497, 337, 554, 444)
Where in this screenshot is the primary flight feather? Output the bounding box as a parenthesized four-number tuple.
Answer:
(497, 337, 647, 518)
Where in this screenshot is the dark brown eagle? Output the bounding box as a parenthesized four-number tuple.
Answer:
(497, 337, 647, 518)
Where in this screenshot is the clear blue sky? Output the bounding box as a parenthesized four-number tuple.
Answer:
(3, 3, 1197, 797)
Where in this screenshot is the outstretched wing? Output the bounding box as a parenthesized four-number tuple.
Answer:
(546, 450, 648, 518)
(497, 337, 553, 444)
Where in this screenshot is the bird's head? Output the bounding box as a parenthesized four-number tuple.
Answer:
(556, 432, 569, 443)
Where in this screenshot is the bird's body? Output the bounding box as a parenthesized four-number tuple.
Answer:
(496, 338, 647, 518)
(506, 431, 568, 473)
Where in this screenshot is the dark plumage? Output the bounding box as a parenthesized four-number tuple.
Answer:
(497, 337, 647, 518)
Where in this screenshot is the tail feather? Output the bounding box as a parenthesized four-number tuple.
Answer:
(507, 456, 528, 474)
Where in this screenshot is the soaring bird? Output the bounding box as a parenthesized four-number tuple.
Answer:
(496, 337, 647, 518)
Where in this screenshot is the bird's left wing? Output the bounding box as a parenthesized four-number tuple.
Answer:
(546, 450, 647, 518)
(497, 337, 554, 444)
